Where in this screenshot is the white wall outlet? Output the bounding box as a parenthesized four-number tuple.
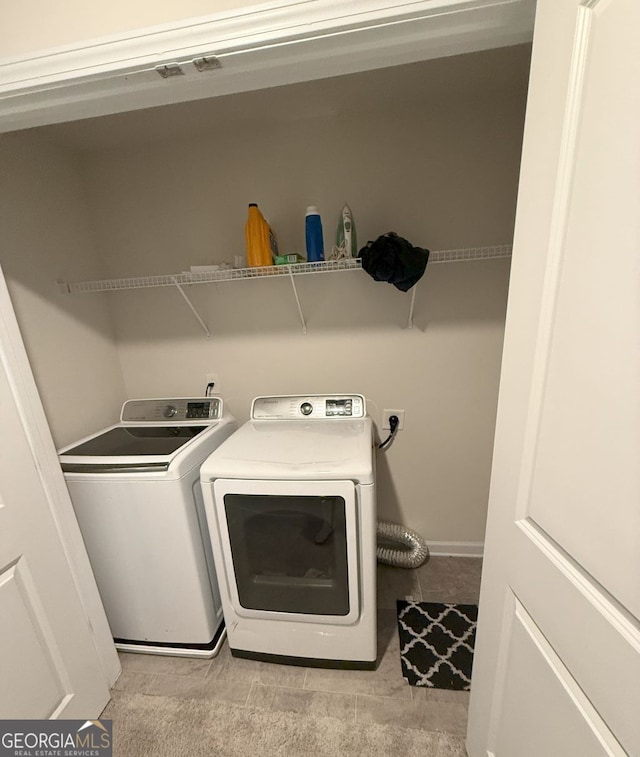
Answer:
(382, 409, 405, 430)
(205, 373, 220, 393)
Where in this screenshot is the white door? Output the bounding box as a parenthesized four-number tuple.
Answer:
(0, 268, 114, 718)
(467, 0, 639, 755)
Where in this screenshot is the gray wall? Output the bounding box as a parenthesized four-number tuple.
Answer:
(3, 45, 530, 548)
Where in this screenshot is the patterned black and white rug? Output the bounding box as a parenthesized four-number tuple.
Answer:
(396, 600, 478, 690)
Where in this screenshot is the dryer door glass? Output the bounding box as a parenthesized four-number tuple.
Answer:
(223, 494, 349, 616)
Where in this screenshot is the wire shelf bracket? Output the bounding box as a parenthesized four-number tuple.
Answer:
(171, 276, 211, 339)
(288, 270, 307, 335)
(407, 287, 417, 329)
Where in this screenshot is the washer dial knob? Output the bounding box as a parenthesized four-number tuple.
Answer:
(300, 402, 313, 416)
(163, 404, 178, 418)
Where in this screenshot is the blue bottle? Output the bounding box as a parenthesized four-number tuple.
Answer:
(305, 206, 325, 262)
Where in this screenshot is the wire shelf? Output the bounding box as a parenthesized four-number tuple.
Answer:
(60, 245, 512, 294)
(430, 245, 512, 263)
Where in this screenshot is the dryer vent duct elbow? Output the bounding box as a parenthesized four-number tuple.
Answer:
(376, 520, 429, 569)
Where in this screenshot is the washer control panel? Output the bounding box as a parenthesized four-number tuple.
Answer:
(121, 397, 222, 422)
(252, 394, 365, 420)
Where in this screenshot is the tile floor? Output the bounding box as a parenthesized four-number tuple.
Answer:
(107, 557, 482, 741)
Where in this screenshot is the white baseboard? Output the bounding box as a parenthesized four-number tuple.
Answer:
(427, 541, 484, 558)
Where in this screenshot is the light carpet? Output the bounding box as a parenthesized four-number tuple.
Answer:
(103, 691, 467, 757)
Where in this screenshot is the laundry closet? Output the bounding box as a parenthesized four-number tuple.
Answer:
(0, 3, 533, 557)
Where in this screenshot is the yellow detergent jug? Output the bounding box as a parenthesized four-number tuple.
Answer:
(245, 203, 273, 267)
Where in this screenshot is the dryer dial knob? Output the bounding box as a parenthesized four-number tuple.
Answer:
(163, 404, 178, 418)
(300, 402, 313, 416)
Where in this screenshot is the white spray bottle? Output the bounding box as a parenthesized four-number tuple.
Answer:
(333, 204, 357, 259)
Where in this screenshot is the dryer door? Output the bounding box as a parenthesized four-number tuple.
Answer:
(212, 479, 360, 625)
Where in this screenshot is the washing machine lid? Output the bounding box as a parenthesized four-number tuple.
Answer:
(200, 416, 374, 484)
(59, 425, 207, 472)
(59, 397, 236, 476)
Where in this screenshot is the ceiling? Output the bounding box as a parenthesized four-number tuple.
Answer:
(35, 44, 532, 152)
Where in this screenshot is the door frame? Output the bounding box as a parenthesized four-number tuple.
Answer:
(0, 0, 536, 133)
(0, 266, 120, 688)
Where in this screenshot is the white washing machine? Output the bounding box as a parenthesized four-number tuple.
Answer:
(58, 396, 237, 658)
(200, 394, 377, 669)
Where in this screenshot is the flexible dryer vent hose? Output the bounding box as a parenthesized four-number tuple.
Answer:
(376, 520, 429, 569)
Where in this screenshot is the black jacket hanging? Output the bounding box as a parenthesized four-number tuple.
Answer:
(358, 232, 429, 292)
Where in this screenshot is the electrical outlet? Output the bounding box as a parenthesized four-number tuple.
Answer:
(382, 409, 405, 430)
(205, 373, 220, 394)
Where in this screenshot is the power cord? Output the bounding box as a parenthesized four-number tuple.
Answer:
(378, 415, 399, 451)
(205, 382, 215, 397)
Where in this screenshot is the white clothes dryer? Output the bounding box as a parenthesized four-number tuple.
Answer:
(59, 397, 237, 658)
(200, 394, 377, 669)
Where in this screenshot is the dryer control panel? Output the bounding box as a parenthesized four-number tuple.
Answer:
(121, 397, 222, 423)
(252, 394, 366, 420)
